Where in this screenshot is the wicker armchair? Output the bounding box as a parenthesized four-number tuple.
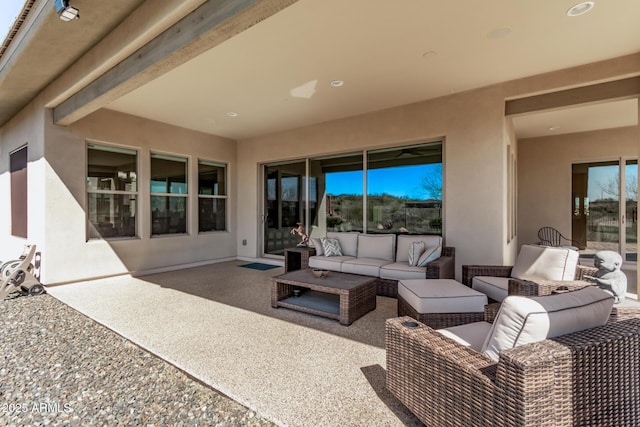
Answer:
(386, 315, 640, 427)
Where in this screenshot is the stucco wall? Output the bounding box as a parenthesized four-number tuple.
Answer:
(0, 99, 47, 261)
(236, 85, 510, 278)
(0, 107, 238, 284)
(518, 125, 638, 246)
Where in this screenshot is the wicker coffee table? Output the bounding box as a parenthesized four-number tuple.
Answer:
(271, 269, 377, 325)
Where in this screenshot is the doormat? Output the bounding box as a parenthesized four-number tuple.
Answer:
(239, 262, 280, 271)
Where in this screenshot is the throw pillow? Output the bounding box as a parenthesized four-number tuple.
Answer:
(310, 237, 324, 256)
(321, 237, 343, 257)
(408, 241, 426, 266)
(417, 245, 442, 266)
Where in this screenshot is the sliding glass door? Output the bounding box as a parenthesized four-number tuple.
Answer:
(261, 142, 443, 257)
(572, 158, 637, 262)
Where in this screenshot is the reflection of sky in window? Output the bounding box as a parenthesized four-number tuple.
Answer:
(326, 164, 442, 199)
(588, 164, 638, 201)
(281, 177, 298, 201)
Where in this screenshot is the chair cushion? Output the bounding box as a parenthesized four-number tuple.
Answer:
(396, 235, 443, 263)
(472, 276, 509, 302)
(398, 279, 488, 314)
(327, 232, 359, 257)
(437, 321, 492, 350)
(481, 286, 614, 361)
(357, 234, 395, 261)
(511, 244, 579, 281)
(321, 237, 343, 256)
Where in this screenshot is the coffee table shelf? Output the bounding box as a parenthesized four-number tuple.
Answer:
(271, 269, 376, 325)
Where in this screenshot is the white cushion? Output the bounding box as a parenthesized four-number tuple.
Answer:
(408, 241, 425, 266)
(321, 237, 343, 256)
(310, 237, 324, 256)
(398, 279, 488, 314)
(341, 258, 389, 276)
(416, 245, 441, 266)
(437, 321, 492, 350)
(327, 232, 359, 257)
(472, 276, 509, 302)
(308, 255, 355, 271)
(481, 286, 614, 361)
(396, 235, 443, 263)
(357, 234, 395, 261)
(379, 263, 428, 280)
(511, 244, 579, 281)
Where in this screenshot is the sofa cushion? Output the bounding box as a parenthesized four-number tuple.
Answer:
(342, 258, 390, 277)
(327, 232, 359, 257)
(308, 255, 355, 271)
(310, 237, 324, 256)
(416, 246, 442, 266)
(481, 286, 614, 361)
(321, 237, 343, 256)
(472, 276, 509, 302)
(379, 263, 428, 281)
(511, 244, 579, 281)
(396, 235, 443, 263)
(357, 234, 396, 261)
(408, 242, 425, 266)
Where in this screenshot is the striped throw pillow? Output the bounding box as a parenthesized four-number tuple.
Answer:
(321, 237, 343, 257)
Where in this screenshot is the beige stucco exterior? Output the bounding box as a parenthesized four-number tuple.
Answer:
(0, 4, 638, 286)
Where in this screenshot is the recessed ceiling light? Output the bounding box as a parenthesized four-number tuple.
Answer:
(488, 27, 512, 39)
(422, 50, 437, 59)
(567, 1, 595, 16)
(548, 126, 561, 131)
(226, 112, 238, 117)
(330, 80, 344, 88)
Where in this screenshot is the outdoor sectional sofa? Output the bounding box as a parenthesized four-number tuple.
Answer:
(308, 232, 455, 297)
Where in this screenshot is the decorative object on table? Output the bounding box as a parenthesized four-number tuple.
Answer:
(290, 222, 309, 247)
(312, 269, 329, 278)
(583, 250, 627, 303)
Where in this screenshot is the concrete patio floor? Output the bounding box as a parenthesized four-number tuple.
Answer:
(46, 261, 422, 427)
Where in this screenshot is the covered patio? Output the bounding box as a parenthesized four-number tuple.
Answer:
(44, 261, 417, 426)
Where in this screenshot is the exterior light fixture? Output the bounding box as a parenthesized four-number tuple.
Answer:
(54, 0, 80, 21)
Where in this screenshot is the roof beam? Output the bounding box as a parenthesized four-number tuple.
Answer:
(53, 0, 297, 125)
(505, 76, 640, 116)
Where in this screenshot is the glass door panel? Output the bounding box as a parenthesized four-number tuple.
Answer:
(625, 160, 638, 262)
(263, 161, 306, 256)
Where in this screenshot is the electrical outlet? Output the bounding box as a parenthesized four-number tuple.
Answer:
(242, 239, 247, 246)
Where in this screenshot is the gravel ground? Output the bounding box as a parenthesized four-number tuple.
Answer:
(0, 293, 277, 427)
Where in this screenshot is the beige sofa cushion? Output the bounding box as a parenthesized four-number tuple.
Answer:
(481, 286, 613, 361)
(472, 276, 509, 302)
(327, 232, 360, 257)
(511, 244, 579, 281)
(398, 279, 488, 314)
(357, 234, 395, 261)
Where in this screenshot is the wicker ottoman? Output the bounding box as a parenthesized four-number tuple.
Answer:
(397, 279, 488, 329)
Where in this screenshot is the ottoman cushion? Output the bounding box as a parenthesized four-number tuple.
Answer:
(398, 279, 488, 314)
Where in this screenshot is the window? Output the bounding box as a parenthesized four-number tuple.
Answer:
(87, 143, 138, 239)
(198, 160, 227, 232)
(151, 153, 188, 235)
(366, 143, 443, 234)
(10, 146, 28, 238)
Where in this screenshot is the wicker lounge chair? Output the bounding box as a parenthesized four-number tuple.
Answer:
(386, 312, 640, 426)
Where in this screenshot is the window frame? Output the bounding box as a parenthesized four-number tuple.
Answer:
(150, 151, 189, 236)
(86, 142, 139, 240)
(197, 159, 228, 233)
